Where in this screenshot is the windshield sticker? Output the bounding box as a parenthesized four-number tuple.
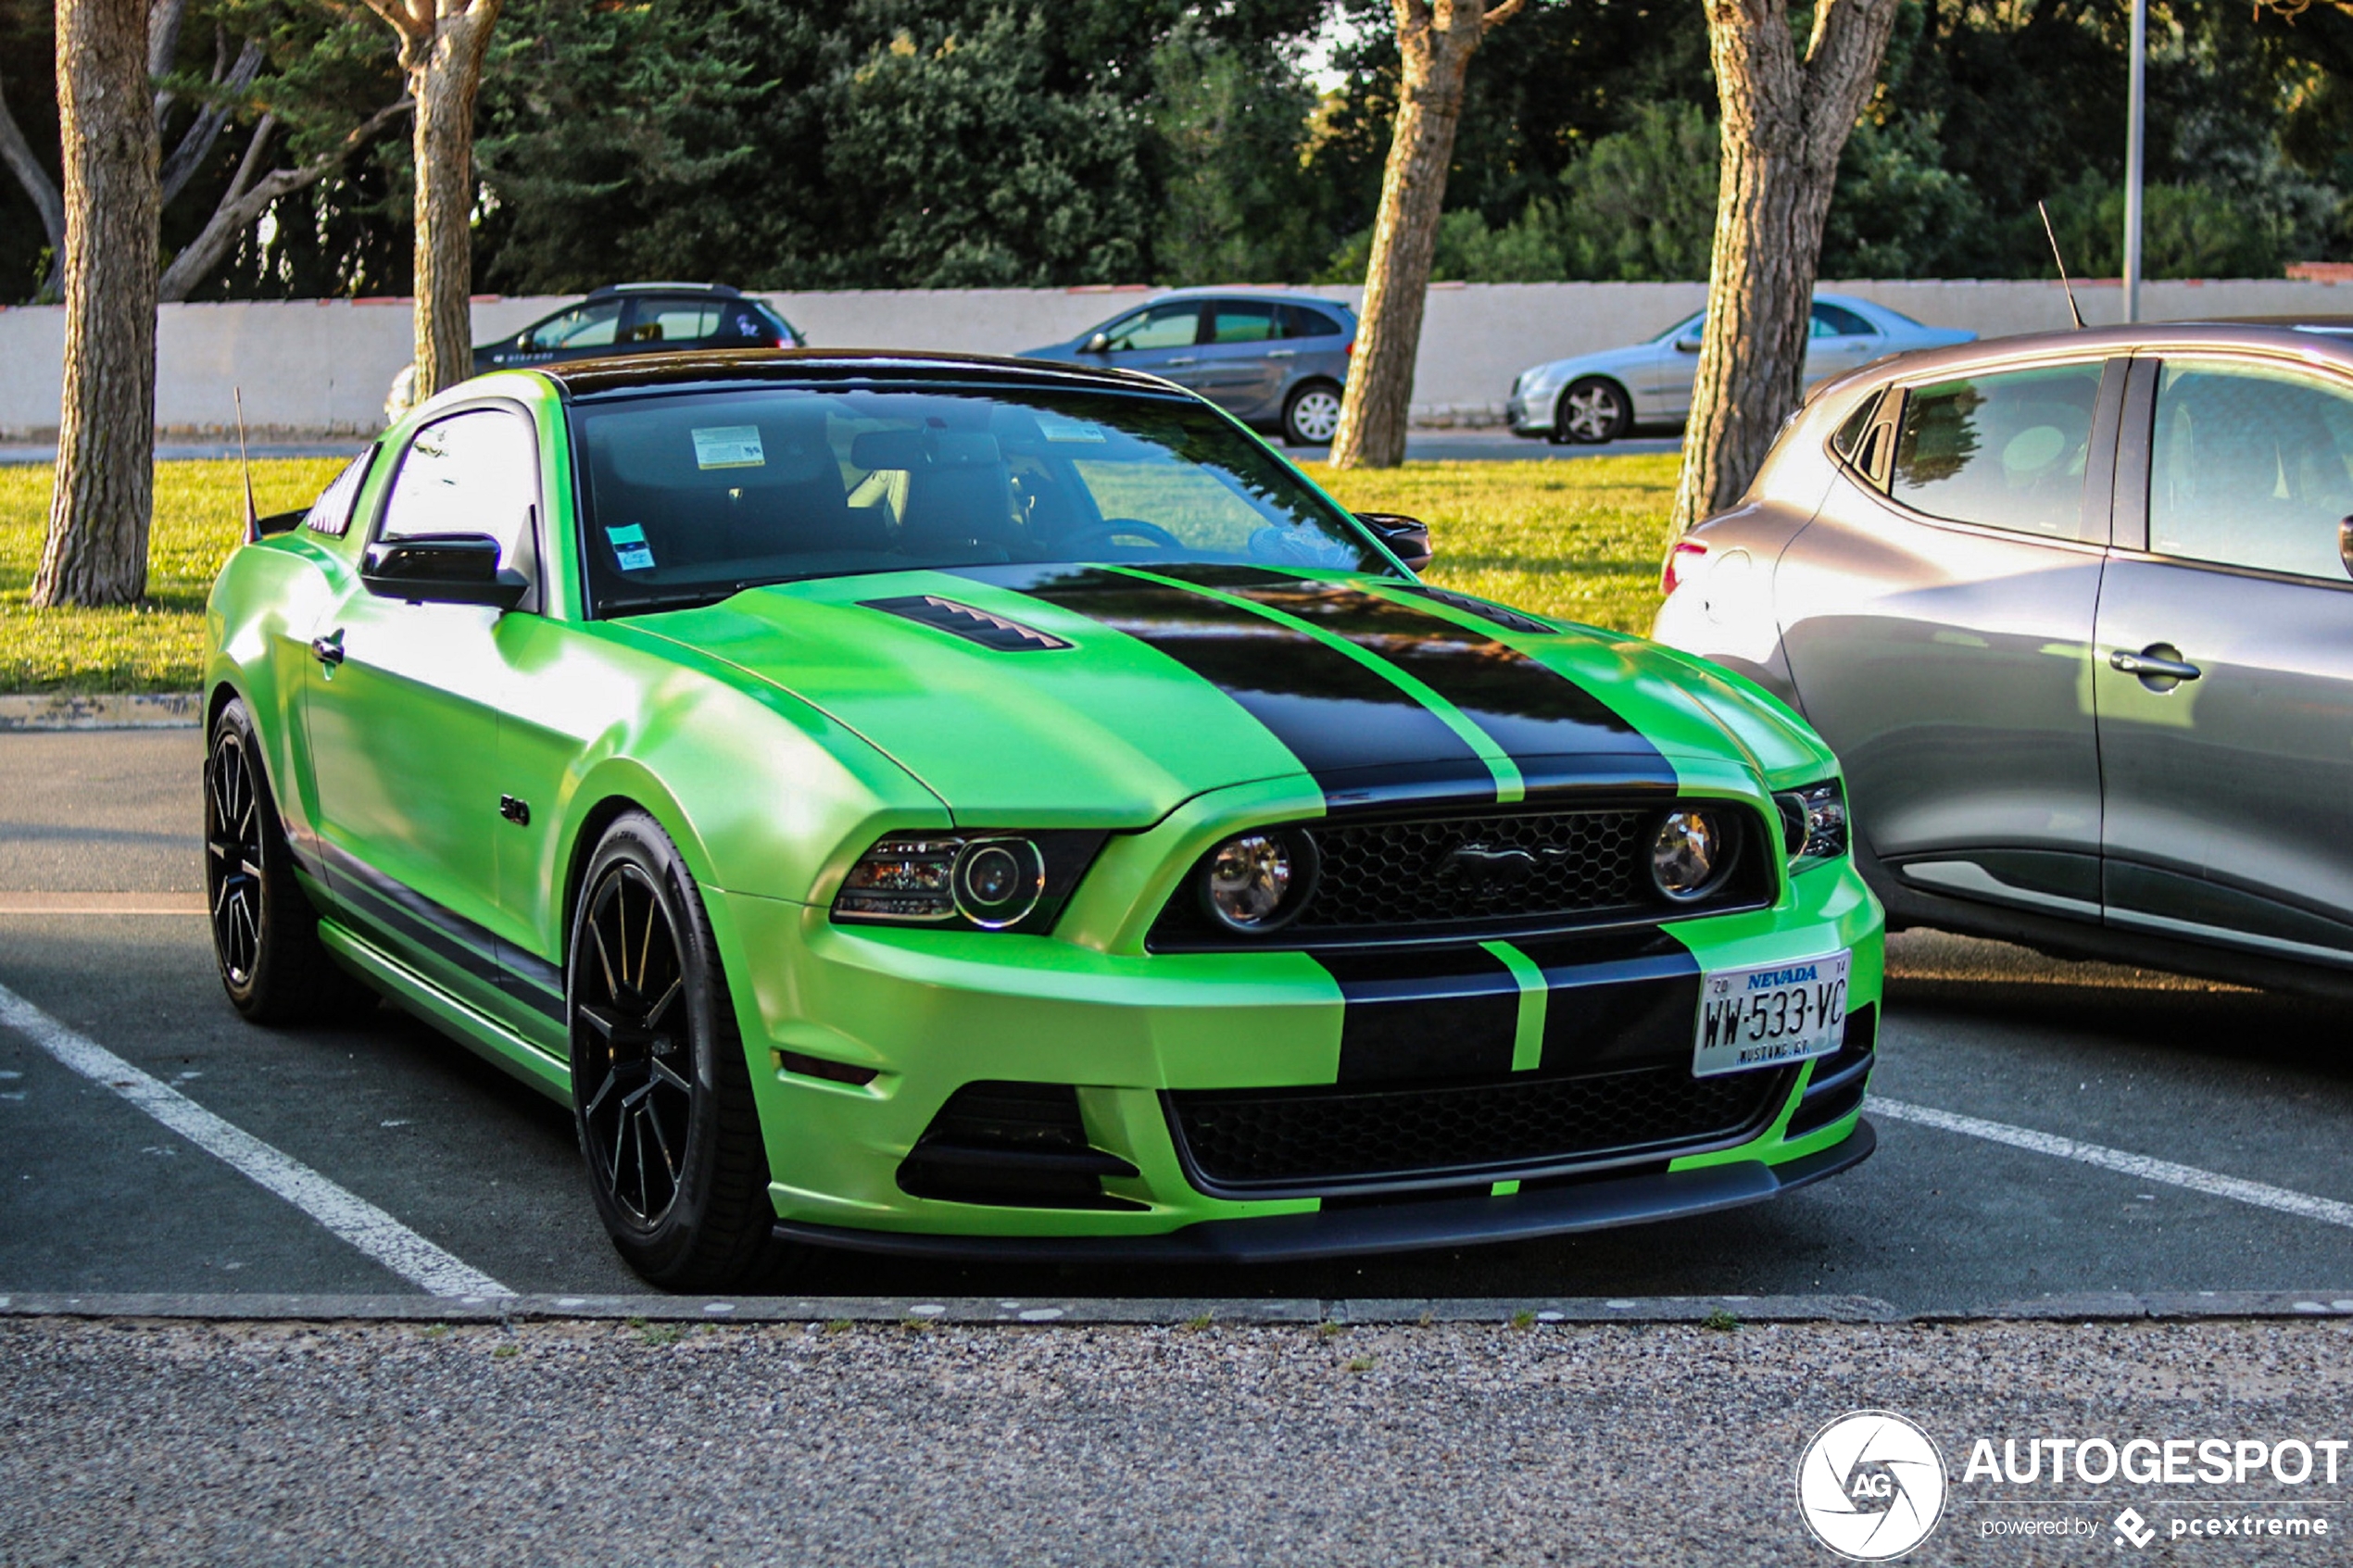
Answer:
(606, 523, 656, 571)
(1034, 410, 1106, 444)
(692, 425, 765, 470)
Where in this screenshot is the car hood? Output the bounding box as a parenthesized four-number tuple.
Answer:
(623, 564, 1815, 824)
(1520, 342, 1663, 387)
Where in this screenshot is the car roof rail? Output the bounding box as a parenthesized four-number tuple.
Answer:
(587, 282, 743, 298)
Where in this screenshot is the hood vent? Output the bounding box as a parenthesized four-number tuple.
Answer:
(1401, 584, 1558, 636)
(861, 594, 1073, 652)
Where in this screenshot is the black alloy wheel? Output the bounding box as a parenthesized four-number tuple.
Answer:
(1554, 377, 1632, 445)
(568, 811, 774, 1288)
(204, 697, 372, 1023)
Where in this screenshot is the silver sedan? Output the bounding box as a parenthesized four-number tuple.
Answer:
(1654, 320, 2353, 992)
(1508, 295, 1973, 444)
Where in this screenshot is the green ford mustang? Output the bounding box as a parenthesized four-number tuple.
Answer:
(203, 350, 1884, 1288)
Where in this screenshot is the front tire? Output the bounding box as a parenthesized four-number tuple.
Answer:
(568, 811, 774, 1290)
(1282, 381, 1343, 446)
(205, 698, 371, 1024)
(1553, 377, 1632, 445)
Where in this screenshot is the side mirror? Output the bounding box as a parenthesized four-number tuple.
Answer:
(1082, 332, 1112, 355)
(1356, 511, 1433, 571)
(1675, 335, 1703, 354)
(362, 533, 528, 610)
(2341, 516, 2353, 579)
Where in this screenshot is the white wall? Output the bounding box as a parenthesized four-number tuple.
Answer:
(3, 276, 2349, 438)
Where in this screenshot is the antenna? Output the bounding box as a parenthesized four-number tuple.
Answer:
(2037, 200, 2087, 331)
(234, 387, 259, 544)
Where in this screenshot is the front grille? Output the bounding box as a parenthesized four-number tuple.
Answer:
(1165, 1064, 1793, 1198)
(1149, 799, 1772, 950)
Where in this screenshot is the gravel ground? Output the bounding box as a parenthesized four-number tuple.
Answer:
(8, 1317, 2353, 1566)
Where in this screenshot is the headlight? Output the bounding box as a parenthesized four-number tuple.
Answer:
(1649, 809, 1726, 902)
(1198, 830, 1319, 934)
(834, 833, 1047, 928)
(1773, 780, 1849, 869)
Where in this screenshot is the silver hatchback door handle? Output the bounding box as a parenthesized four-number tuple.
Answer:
(2111, 645, 2202, 685)
(1267, 349, 1297, 358)
(1164, 357, 1197, 366)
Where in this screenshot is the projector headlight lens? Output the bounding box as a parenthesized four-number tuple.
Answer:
(1773, 780, 1850, 869)
(1650, 809, 1725, 902)
(834, 834, 1043, 928)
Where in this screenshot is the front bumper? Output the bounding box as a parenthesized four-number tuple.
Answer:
(711, 824, 1883, 1256)
(776, 1117, 1874, 1263)
(1506, 387, 1554, 435)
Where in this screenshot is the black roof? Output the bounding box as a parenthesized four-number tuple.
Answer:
(539, 347, 1180, 401)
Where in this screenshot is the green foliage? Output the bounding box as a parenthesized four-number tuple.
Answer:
(1557, 101, 1718, 282)
(1146, 19, 1326, 285)
(2042, 175, 2285, 281)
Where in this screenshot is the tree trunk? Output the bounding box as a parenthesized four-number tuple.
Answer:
(36, 0, 159, 608)
(1668, 0, 1899, 534)
(0, 69, 67, 302)
(1328, 0, 1519, 470)
(403, 6, 497, 401)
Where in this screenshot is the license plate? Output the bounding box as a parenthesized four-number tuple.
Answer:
(1692, 951, 1852, 1078)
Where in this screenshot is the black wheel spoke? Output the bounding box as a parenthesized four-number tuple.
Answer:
(574, 857, 698, 1233)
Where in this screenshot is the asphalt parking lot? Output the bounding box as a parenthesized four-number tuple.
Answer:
(6, 726, 2353, 1311)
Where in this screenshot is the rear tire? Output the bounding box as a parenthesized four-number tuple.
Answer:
(205, 698, 373, 1025)
(1553, 377, 1632, 445)
(568, 811, 775, 1291)
(1282, 381, 1343, 446)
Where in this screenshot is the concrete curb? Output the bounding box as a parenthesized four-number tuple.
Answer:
(8, 1290, 2353, 1325)
(0, 693, 202, 731)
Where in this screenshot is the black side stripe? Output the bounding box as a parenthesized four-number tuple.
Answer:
(317, 842, 567, 1023)
(1524, 939, 1698, 1075)
(1150, 566, 1671, 789)
(950, 563, 1492, 797)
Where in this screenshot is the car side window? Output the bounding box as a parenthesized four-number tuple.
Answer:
(1812, 303, 1876, 337)
(1209, 302, 1282, 344)
(2148, 359, 2353, 581)
(522, 299, 622, 352)
(722, 302, 775, 344)
(1889, 363, 2105, 541)
(1284, 305, 1343, 339)
(629, 297, 722, 345)
(379, 408, 542, 607)
(1103, 302, 1204, 352)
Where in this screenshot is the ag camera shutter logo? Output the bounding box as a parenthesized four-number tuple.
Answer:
(1796, 1411, 1948, 1560)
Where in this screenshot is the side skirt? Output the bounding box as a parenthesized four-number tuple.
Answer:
(320, 919, 573, 1105)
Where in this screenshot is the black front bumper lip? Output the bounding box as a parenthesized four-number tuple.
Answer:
(773, 1118, 1875, 1266)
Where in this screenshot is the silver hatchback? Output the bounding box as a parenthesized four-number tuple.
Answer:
(1655, 321, 2353, 991)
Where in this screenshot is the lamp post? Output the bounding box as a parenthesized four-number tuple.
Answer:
(2123, 0, 2146, 322)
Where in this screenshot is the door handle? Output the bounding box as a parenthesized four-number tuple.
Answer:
(309, 629, 346, 668)
(1267, 349, 1297, 359)
(2110, 645, 2200, 684)
(1164, 357, 1197, 366)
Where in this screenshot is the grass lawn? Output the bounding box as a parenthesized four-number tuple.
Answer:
(0, 454, 1675, 693)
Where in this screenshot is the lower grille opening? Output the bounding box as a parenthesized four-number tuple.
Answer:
(897, 1081, 1143, 1210)
(1165, 1065, 1793, 1199)
(1786, 1001, 1877, 1138)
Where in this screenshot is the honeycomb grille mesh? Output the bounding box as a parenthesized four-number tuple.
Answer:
(1168, 1065, 1787, 1193)
(1303, 808, 1647, 930)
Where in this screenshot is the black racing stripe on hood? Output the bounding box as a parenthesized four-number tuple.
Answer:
(1151, 567, 1669, 778)
(950, 563, 1493, 796)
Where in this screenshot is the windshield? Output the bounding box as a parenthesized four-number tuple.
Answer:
(1651, 311, 1704, 343)
(571, 384, 1391, 617)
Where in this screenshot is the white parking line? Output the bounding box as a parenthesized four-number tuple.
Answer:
(0, 980, 513, 1298)
(1872, 1097, 2353, 1231)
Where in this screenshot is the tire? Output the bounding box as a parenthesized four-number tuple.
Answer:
(205, 698, 373, 1024)
(1553, 377, 1632, 445)
(568, 811, 774, 1290)
(1281, 381, 1344, 446)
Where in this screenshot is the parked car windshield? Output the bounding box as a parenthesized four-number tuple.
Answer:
(572, 384, 1392, 616)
